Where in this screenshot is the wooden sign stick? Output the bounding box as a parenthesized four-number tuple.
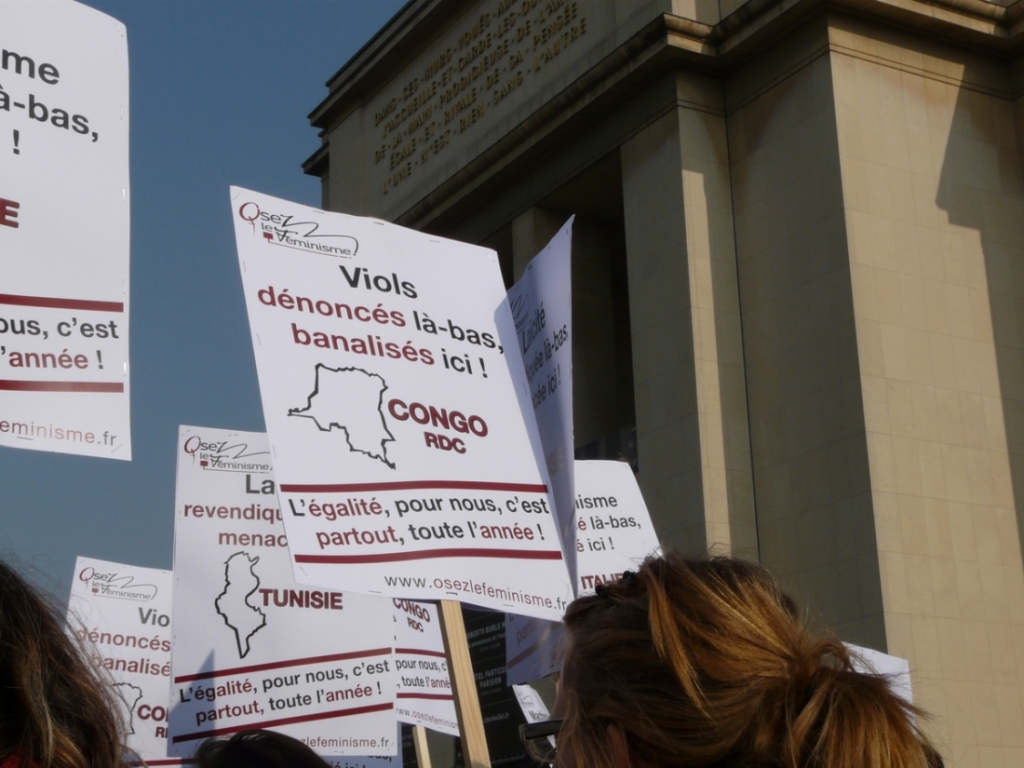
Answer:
(412, 725, 433, 768)
(438, 599, 491, 768)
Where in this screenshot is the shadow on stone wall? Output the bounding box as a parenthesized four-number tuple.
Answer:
(935, 75, 1024, 568)
(727, 54, 884, 646)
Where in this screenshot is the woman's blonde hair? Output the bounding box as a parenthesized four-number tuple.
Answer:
(560, 554, 941, 768)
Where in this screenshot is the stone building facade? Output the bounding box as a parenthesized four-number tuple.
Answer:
(305, 0, 1024, 762)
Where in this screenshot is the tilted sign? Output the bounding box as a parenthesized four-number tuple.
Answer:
(847, 643, 913, 706)
(571, 460, 661, 591)
(169, 426, 396, 756)
(503, 216, 576, 583)
(506, 460, 661, 684)
(231, 187, 571, 619)
(393, 599, 458, 735)
(0, 0, 131, 458)
(68, 557, 179, 765)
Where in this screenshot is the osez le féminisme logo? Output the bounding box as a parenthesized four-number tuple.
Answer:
(78, 566, 157, 602)
(182, 434, 271, 473)
(238, 201, 359, 258)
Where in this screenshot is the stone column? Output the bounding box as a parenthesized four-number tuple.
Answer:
(827, 18, 1024, 763)
(620, 73, 757, 558)
(511, 208, 563, 282)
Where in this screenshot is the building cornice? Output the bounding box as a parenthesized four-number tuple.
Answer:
(308, 0, 473, 130)
(304, 0, 1024, 228)
(308, 0, 1024, 136)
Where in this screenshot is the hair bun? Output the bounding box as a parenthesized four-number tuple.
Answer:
(560, 554, 937, 768)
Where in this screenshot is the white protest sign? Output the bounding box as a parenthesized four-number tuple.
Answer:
(572, 460, 661, 590)
(325, 756, 399, 768)
(169, 426, 396, 756)
(326, 759, 398, 768)
(513, 685, 553, 756)
(511, 684, 551, 724)
(393, 599, 458, 736)
(324, 724, 402, 768)
(503, 218, 575, 582)
(231, 187, 571, 620)
(847, 643, 913, 706)
(67, 557, 179, 766)
(506, 460, 661, 684)
(0, 0, 130, 459)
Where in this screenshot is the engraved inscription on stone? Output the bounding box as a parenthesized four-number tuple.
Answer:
(368, 0, 595, 200)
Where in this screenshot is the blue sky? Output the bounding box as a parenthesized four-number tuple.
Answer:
(0, 0, 405, 595)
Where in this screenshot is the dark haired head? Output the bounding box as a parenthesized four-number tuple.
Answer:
(559, 553, 940, 768)
(0, 557, 128, 768)
(192, 730, 332, 768)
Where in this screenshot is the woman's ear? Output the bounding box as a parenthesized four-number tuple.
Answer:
(607, 724, 631, 768)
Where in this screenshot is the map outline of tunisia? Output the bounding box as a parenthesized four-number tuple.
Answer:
(214, 551, 267, 659)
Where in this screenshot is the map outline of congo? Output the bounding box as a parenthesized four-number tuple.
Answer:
(215, 551, 267, 659)
(289, 363, 396, 469)
(112, 682, 143, 734)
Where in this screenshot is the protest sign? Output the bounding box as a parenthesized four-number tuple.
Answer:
(502, 218, 575, 582)
(393, 599, 458, 736)
(505, 460, 661, 684)
(847, 643, 913, 706)
(511, 684, 550, 725)
(572, 460, 661, 589)
(169, 426, 396, 756)
(503, 613, 563, 687)
(67, 557, 179, 765)
(324, 724, 404, 768)
(0, 0, 131, 459)
(231, 187, 571, 619)
(326, 756, 400, 768)
(326, 756, 399, 768)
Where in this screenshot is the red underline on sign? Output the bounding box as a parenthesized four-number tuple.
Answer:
(0, 292, 124, 312)
(0, 380, 123, 393)
(171, 702, 393, 743)
(174, 647, 391, 683)
(280, 480, 548, 493)
(296, 548, 564, 564)
(397, 693, 454, 701)
(395, 648, 447, 658)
